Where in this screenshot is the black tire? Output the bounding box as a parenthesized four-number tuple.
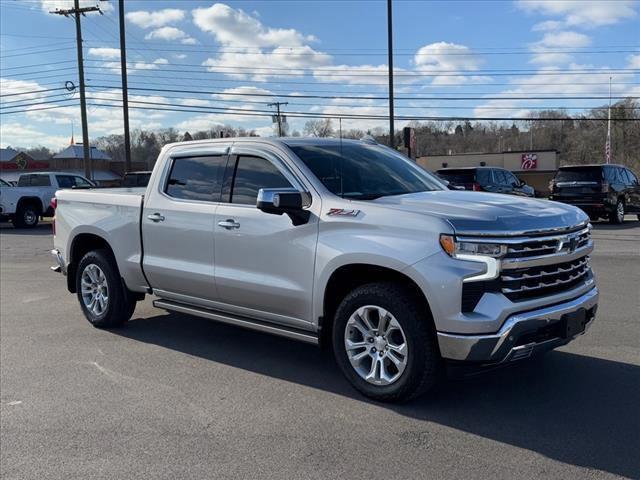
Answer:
(14, 203, 39, 228)
(75, 249, 136, 328)
(609, 199, 625, 224)
(332, 282, 442, 403)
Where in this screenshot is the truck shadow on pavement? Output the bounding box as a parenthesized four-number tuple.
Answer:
(0, 223, 53, 235)
(120, 311, 640, 479)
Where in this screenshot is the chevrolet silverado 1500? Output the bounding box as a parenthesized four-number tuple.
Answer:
(51, 138, 598, 402)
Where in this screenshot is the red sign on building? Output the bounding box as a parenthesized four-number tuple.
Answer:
(521, 153, 538, 170)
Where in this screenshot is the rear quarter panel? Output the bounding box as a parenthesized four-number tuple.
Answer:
(54, 188, 148, 292)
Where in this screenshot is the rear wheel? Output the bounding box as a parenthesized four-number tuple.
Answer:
(609, 199, 625, 224)
(332, 282, 441, 402)
(76, 249, 136, 328)
(14, 203, 39, 228)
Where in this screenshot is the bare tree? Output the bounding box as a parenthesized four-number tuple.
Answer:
(303, 119, 335, 137)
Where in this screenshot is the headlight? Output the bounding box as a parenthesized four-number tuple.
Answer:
(440, 234, 505, 282)
(439, 234, 506, 259)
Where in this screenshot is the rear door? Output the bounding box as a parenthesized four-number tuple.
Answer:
(622, 169, 640, 212)
(142, 146, 229, 304)
(212, 145, 318, 330)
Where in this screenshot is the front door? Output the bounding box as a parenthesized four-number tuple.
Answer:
(213, 147, 318, 330)
(142, 149, 228, 303)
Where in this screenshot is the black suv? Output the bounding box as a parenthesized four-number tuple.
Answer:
(549, 164, 640, 224)
(436, 167, 535, 197)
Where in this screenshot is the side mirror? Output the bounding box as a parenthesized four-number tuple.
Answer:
(257, 188, 311, 225)
(519, 180, 526, 187)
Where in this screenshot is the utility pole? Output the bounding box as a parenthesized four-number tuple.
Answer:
(118, 0, 132, 173)
(268, 102, 288, 137)
(50, 0, 102, 180)
(387, 0, 395, 149)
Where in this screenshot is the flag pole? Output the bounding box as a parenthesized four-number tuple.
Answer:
(606, 76, 611, 164)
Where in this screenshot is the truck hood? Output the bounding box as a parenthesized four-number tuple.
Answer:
(371, 190, 588, 235)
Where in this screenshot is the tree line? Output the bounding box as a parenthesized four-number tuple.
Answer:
(11, 98, 639, 173)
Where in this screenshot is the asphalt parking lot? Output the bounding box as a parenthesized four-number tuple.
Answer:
(1, 219, 639, 480)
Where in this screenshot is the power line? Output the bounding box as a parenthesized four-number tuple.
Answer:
(88, 84, 639, 102)
(0, 86, 69, 98)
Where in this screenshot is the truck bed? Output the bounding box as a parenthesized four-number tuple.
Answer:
(53, 187, 149, 292)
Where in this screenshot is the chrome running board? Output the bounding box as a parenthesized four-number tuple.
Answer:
(153, 299, 319, 345)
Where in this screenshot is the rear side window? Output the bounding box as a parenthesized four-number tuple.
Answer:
(625, 169, 638, 185)
(228, 156, 293, 205)
(19, 174, 51, 187)
(165, 155, 226, 202)
(555, 167, 602, 182)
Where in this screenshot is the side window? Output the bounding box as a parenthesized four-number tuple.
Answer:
(56, 175, 75, 188)
(229, 155, 293, 205)
(493, 169, 507, 185)
(604, 167, 615, 182)
(165, 155, 226, 202)
(73, 176, 92, 187)
(18, 175, 32, 187)
(506, 172, 520, 186)
(475, 169, 491, 185)
(626, 169, 638, 185)
(31, 175, 51, 187)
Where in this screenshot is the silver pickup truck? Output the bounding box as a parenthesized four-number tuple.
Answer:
(51, 138, 598, 402)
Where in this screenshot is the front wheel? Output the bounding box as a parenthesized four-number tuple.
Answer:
(76, 249, 136, 328)
(609, 199, 625, 224)
(332, 282, 441, 403)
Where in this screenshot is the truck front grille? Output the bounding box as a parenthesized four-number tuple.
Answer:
(500, 257, 592, 301)
(458, 223, 594, 308)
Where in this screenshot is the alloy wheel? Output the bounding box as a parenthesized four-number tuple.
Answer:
(344, 305, 408, 386)
(80, 264, 109, 316)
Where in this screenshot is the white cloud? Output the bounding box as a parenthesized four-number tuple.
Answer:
(413, 42, 490, 85)
(628, 54, 640, 69)
(473, 64, 638, 118)
(517, 0, 637, 28)
(126, 8, 185, 28)
(529, 31, 591, 65)
(203, 46, 331, 81)
(532, 20, 563, 31)
(174, 53, 187, 60)
(213, 86, 274, 101)
(0, 122, 70, 150)
(88, 47, 121, 59)
(100, 58, 170, 74)
(144, 26, 196, 44)
(193, 3, 315, 48)
(313, 64, 415, 86)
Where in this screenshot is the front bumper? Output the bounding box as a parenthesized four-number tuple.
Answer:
(437, 287, 598, 364)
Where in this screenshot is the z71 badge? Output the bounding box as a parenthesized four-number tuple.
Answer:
(326, 208, 360, 217)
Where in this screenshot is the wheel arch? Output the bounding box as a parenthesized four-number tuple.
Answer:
(319, 263, 434, 348)
(16, 196, 44, 214)
(67, 233, 115, 293)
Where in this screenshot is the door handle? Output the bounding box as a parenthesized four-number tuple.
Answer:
(147, 213, 165, 222)
(217, 219, 240, 229)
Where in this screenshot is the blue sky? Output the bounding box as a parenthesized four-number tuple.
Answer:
(1, 0, 638, 149)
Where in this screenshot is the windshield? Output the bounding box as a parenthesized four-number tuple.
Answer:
(555, 167, 602, 183)
(289, 143, 445, 200)
(0, 179, 9, 187)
